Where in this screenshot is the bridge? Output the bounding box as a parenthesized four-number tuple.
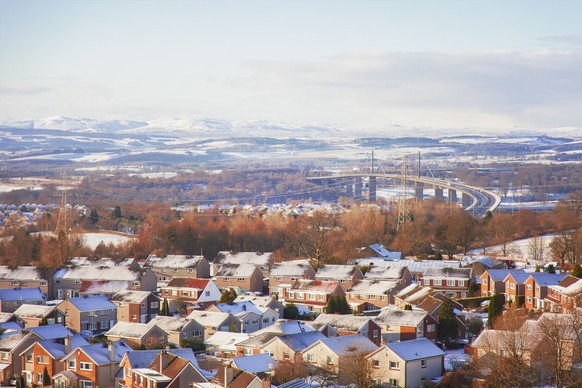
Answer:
(306, 173, 501, 217)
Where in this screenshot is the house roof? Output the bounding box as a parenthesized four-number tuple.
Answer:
(28, 324, 73, 340)
(383, 338, 445, 361)
(472, 329, 541, 351)
(80, 280, 130, 294)
(215, 263, 260, 278)
(66, 257, 136, 267)
(232, 353, 276, 373)
(312, 314, 372, 332)
(527, 273, 567, 286)
(0, 266, 45, 281)
(0, 331, 30, 351)
(215, 251, 273, 267)
(562, 279, 582, 297)
(290, 279, 340, 293)
(187, 311, 236, 328)
(124, 348, 201, 370)
(310, 334, 378, 356)
(132, 368, 172, 382)
(34, 336, 89, 358)
(350, 259, 462, 273)
(422, 267, 472, 279)
(0, 312, 14, 323)
(505, 271, 531, 284)
(235, 332, 279, 349)
(315, 265, 359, 280)
(269, 260, 313, 277)
(63, 295, 116, 311)
(364, 266, 408, 281)
(71, 341, 133, 365)
(482, 269, 525, 282)
(13, 303, 55, 319)
(251, 320, 315, 336)
(367, 244, 401, 259)
(375, 307, 428, 327)
(212, 301, 265, 316)
(145, 254, 206, 269)
(204, 332, 250, 350)
(167, 278, 210, 289)
(148, 316, 201, 333)
(234, 295, 280, 308)
(53, 266, 144, 281)
(106, 322, 158, 339)
(111, 290, 154, 303)
(147, 353, 193, 380)
(276, 331, 326, 352)
(0, 287, 45, 301)
(348, 280, 400, 295)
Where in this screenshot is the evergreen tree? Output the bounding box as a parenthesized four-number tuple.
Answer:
(487, 293, 505, 328)
(161, 298, 170, 316)
(535, 264, 541, 272)
(404, 304, 412, 311)
(572, 264, 582, 278)
(112, 205, 122, 218)
(284, 303, 299, 319)
(327, 295, 339, 314)
(229, 288, 237, 302)
(219, 289, 237, 304)
(437, 298, 459, 347)
(547, 264, 556, 274)
(336, 295, 352, 314)
(89, 208, 99, 224)
(43, 366, 51, 386)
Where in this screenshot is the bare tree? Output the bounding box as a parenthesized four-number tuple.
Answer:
(339, 351, 375, 388)
(528, 236, 546, 264)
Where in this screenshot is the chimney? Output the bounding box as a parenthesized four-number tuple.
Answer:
(65, 335, 71, 354)
(108, 341, 115, 362)
(223, 362, 233, 388)
(158, 350, 169, 373)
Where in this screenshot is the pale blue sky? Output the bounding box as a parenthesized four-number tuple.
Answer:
(1, 0, 581, 131)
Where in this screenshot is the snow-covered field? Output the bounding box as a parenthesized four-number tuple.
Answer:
(77, 232, 137, 250)
(468, 234, 557, 261)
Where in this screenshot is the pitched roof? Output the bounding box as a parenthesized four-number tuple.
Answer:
(234, 294, 280, 308)
(111, 290, 154, 303)
(0, 313, 14, 323)
(277, 331, 326, 351)
(527, 273, 567, 286)
(187, 311, 236, 328)
(367, 244, 401, 259)
(212, 301, 264, 316)
(73, 341, 133, 364)
(0, 331, 31, 350)
(0, 287, 45, 301)
(28, 324, 73, 340)
(348, 280, 400, 295)
(215, 263, 260, 278)
(0, 266, 45, 281)
(148, 316, 201, 333)
(106, 322, 158, 339)
(315, 265, 359, 280)
(562, 278, 582, 297)
(232, 353, 275, 373)
(205, 332, 251, 350)
(53, 266, 144, 281)
(482, 269, 525, 281)
(35, 336, 89, 358)
(312, 314, 373, 332)
(311, 334, 378, 356)
(63, 295, 116, 311)
(375, 307, 428, 327)
(290, 279, 340, 293)
(269, 260, 313, 277)
(66, 257, 136, 267)
(422, 267, 472, 279)
(13, 303, 55, 319)
(80, 280, 130, 294)
(364, 266, 408, 281)
(166, 278, 210, 289)
(383, 338, 445, 361)
(145, 254, 206, 268)
(251, 320, 315, 336)
(215, 251, 273, 267)
(124, 348, 201, 369)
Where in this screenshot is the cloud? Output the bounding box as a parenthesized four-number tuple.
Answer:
(230, 50, 582, 129)
(539, 35, 582, 46)
(0, 85, 53, 95)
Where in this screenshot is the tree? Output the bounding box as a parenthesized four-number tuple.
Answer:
(466, 315, 484, 341)
(285, 211, 335, 269)
(326, 295, 339, 314)
(336, 295, 352, 314)
(404, 304, 412, 310)
(547, 264, 556, 274)
(43, 365, 51, 386)
(488, 293, 505, 328)
(572, 264, 582, 278)
(112, 205, 122, 218)
(339, 350, 374, 388)
(283, 303, 298, 319)
(528, 236, 546, 264)
(181, 337, 206, 352)
(271, 361, 309, 386)
(437, 298, 459, 346)
(219, 289, 236, 304)
(161, 298, 170, 316)
(89, 208, 99, 224)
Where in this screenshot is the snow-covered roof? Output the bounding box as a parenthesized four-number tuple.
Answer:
(504, 271, 531, 284)
(0, 313, 14, 323)
(53, 266, 144, 281)
(384, 338, 445, 361)
(367, 244, 402, 259)
(276, 331, 326, 352)
(527, 273, 567, 286)
(28, 324, 73, 340)
(66, 257, 136, 267)
(215, 263, 260, 278)
(312, 314, 372, 332)
(0, 287, 45, 301)
(35, 336, 89, 358)
(71, 341, 133, 364)
(0, 332, 30, 350)
(480, 269, 525, 282)
(422, 267, 472, 280)
(0, 266, 44, 280)
(270, 260, 313, 277)
(310, 334, 378, 356)
(204, 332, 250, 350)
(212, 301, 265, 316)
(232, 353, 276, 373)
(562, 279, 582, 297)
(145, 254, 206, 268)
(352, 259, 462, 273)
(364, 266, 408, 281)
(375, 307, 428, 327)
(166, 278, 210, 289)
(148, 316, 201, 333)
(80, 280, 131, 294)
(186, 311, 236, 328)
(124, 348, 201, 370)
(13, 304, 55, 318)
(215, 251, 273, 267)
(291, 279, 340, 293)
(64, 295, 116, 311)
(252, 319, 316, 336)
(111, 290, 154, 303)
(106, 322, 156, 338)
(315, 265, 359, 280)
(234, 294, 280, 308)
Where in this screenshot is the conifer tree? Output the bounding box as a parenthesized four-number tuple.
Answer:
(437, 298, 459, 346)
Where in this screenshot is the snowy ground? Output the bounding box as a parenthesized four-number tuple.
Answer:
(468, 234, 557, 262)
(444, 348, 471, 371)
(77, 232, 137, 250)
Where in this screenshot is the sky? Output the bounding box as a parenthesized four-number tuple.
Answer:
(1, 0, 581, 133)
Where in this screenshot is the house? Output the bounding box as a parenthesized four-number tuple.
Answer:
(545, 276, 582, 312)
(210, 364, 268, 388)
(302, 334, 378, 385)
(118, 348, 209, 388)
(346, 280, 404, 312)
(0, 287, 46, 313)
(205, 332, 251, 359)
(147, 316, 205, 346)
(314, 265, 363, 290)
(144, 254, 211, 286)
(234, 294, 285, 318)
(420, 267, 473, 299)
(213, 251, 274, 277)
(261, 331, 326, 363)
(54, 340, 133, 388)
(374, 307, 439, 343)
(358, 244, 403, 260)
(268, 259, 315, 297)
(394, 284, 464, 318)
(311, 314, 383, 346)
(118, 349, 208, 388)
(0, 266, 53, 297)
(65, 257, 140, 269)
(367, 338, 446, 387)
(52, 266, 157, 299)
(363, 266, 413, 286)
(57, 295, 117, 335)
(284, 280, 345, 314)
(20, 335, 89, 386)
(0, 330, 41, 385)
(251, 319, 316, 337)
(111, 290, 161, 324)
(160, 278, 221, 310)
(462, 256, 505, 277)
(348, 259, 463, 281)
(105, 322, 168, 349)
(523, 273, 567, 309)
(13, 303, 65, 328)
(480, 269, 525, 297)
(206, 301, 278, 333)
(504, 271, 532, 305)
(214, 264, 264, 293)
(186, 311, 242, 339)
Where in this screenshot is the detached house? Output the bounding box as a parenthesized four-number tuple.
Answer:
(148, 316, 205, 346)
(206, 301, 278, 333)
(268, 259, 315, 297)
(111, 290, 161, 324)
(234, 294, 285, 318)
(261, 331, 326, 364)
(374, 307, 439, 343)
(0, 287, 46, 313)
(420, 267, 473, 299)
(214, 264, 264, 293)
(0, 266, 52, 297)
(144, 254, 210, 286)
(186, 311, 242, 340)
(105, 322, 168, 349)
(346, 280, 404, 312)
(480, 269, 525, 297)
(504, 271, 532, 305)
(57, 295, 117, 335)
(367, 338, 446, 387)
(314, 265, 363, 290)
(312, 314, 383, 346)
(523, 273, 567, 309)
(213, 251, 274, 277)
(160, 278, 221, 310)
(284, 280, 345, 314)
(13, 303, 66, 328)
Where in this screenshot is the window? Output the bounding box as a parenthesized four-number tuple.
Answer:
(223, 277, 230, 281)
(263, 318, 269, 323)
(482, 279, 487, 285)
(274, 276, 283, 281)
(421, 359, 427, 368)
(37, 373, 43, 383)
(373, 330, 378, 338)
(172, 290, 178, 296)
(372, 359, 380, 368)
(1, 352, 8, 360)
(389, 361, 400, 370)
(380, 295, 387, 301)
(80, 362, 93, 371)
(182, 291, 188, 296)
(88, 310, 97, 317)
(252, 320, 258, 325)
(307, 354, 315, 362)
(36, 356, 48, 364)
(458, 280, 465, 287)
(173, 268, 178, 273)
(68, 360, 76, 370)
(433, 279, 442, 286)
(189, 291, 196, 297)
(101, 309, 110, 315)
(194, 330, 202, 337)
(26, 354, 33, 363)
(447, 279, 456, 287)
(205, 291, 210, 297)
(74, 279, 81, 285)
(150, 301, 159, 308)
(389, 378, 399, 387)
(244, 348, 252, 355)
(132, 314, 137, 320)
(297, 292, 304, 299)
(326, 356, 332, 364)
(288, 292, 294, 298)
(526, 296, 532, 303)
(368, 295, 376, 300)
(510, 283, 516, 290)
(318, 294, 324, 300)
(90, 322, 98, 330)
(188, 268, 193, 273)
(80, 381, 93, 388)
(427, 324, 436, 332)
(283, 352, 290, 360)
(40, 281, 47, 286)
(100, 320, 110, 329)
(350, 293, 355, 299)
(237, 278, 245, 282)
(308, 293, 315, 300)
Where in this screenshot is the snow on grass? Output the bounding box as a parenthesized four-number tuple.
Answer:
(79, 232, 137, 250)
(468, 234, 557, 261)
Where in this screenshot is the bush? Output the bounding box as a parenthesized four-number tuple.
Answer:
(182, 337, 206, 352)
